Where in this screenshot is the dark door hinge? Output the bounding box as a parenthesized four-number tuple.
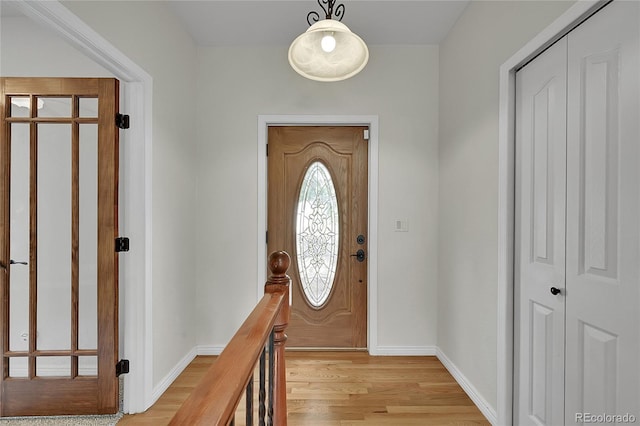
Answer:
(266, 144, 269, 156)
(116, 113, 130, 129)
(266, 230, 268, 244)
(115, 237, 130, 252)
(116, 359, 130, 377)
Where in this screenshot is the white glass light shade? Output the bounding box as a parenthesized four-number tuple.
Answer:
(288, 19, 369, 82)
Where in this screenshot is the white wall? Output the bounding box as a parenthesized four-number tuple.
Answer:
(60, 1, 199, 390)
(1, 17, 112, 77)
(437, 0, 575, 413)
(195, 45, 440, 350)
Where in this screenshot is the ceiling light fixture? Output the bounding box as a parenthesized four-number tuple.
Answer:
(288, 0, 369, 82)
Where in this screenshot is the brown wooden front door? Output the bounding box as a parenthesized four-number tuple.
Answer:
(0, 78, 120, 416)
(268, 126, 367, 348)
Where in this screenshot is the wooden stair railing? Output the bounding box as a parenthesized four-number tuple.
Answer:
(169, 251, 291, 426)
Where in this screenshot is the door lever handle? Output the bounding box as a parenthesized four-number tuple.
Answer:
(550, 287, 561, 295)
(350, 249, 366, 262)
(0, 260, 29, 270)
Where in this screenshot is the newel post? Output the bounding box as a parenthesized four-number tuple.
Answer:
(264, 251, 290, 425)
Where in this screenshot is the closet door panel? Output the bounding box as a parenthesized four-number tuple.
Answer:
(565, 1, 640, 423)
(514, 37, 567, 426)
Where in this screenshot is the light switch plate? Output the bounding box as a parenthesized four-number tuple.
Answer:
(394, 219, 408, 232)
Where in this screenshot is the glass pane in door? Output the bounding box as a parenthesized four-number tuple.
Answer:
(36, 97, 71, 118)
(295, 161, 340, 308)
(79, 97, 98, 118)
(9, 97, 31, 118)
(8, 358, 28, 378)
(78, 356, 98, 376)
(9, 123, 30, 353)
(36, 356, 70, 377)
(78, 124, 98, 350)
(36, 124, 72, 351)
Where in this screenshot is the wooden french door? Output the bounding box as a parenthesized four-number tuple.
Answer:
(268, 126, 367, 348)
(0, 78, 120, 416)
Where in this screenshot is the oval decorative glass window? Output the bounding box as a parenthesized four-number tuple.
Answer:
(296, 161, 339, 308)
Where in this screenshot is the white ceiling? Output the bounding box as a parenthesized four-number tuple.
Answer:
(1, 1, 470, 46)
(167, 0, 470, 46)
(0, 1, 24, 17)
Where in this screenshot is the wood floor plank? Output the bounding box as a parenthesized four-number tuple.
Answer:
(118, 352, 490, 425)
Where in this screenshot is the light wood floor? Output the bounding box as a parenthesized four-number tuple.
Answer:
(118, 352, 490, 425)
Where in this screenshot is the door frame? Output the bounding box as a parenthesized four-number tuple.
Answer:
(258, 115, 379, 352)
(497, 1, 610, 424)
(7, 1, 154, 414)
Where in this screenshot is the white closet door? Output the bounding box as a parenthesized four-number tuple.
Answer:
(514, 37, 567, 426)
(565, 1, 640, 424)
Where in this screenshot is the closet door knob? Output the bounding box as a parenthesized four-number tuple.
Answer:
(550, 287, 561, 295)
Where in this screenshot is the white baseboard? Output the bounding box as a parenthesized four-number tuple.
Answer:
(196, 345, 225, 356)
(150, 347, 197, 405)
(148, 345, 220, 408)
(198, 344, 437, 356)
(371, 345, 437, 356)
(436, 348, 498, 425)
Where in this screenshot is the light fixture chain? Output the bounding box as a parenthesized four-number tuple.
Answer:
(306, 0, 345, 26)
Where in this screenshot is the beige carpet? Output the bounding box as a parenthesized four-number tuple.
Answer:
(0, 413, 122, 426)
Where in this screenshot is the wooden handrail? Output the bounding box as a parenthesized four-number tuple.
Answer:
(169, 251, 291, 426)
